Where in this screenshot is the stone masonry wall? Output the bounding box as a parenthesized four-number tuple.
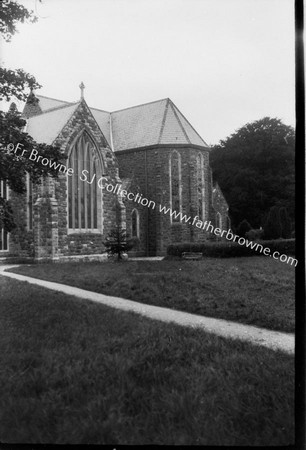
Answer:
(2, 189, 34, 258)
(50, 100, 121, 259)
(1, 101, 122, 262)
(116, 145, 216, 256)
(2, 104, 229, 260)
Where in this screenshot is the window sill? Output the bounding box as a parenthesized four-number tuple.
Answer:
(67, 229, 102, 235)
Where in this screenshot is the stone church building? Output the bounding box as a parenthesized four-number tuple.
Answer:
(0, 86, 229, 261)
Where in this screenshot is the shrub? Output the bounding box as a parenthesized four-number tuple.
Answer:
(263, 206, 282, 239)
(279, 207, 292, 239)
(167, 239, 295, 258)
(103, 225, 136, 261)
(263, 239, 295, 256)
(236, 219, 252, 238)
(245, 228, 264, 241)
(263, 206, 292, 240)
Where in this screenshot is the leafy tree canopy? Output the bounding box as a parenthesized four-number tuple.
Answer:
(0, 0, 64, 232)
(0, 67, 41, 102)
(0, 0, 39, 42)
(0, 109, 64, 195)
(210, 117, 295, 229)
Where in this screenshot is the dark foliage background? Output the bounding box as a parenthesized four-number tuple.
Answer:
(210, 117, 295, 230)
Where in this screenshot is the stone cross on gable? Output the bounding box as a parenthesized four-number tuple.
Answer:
(79, 82, 85, 99)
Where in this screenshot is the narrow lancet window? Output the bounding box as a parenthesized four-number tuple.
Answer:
(27, 173, 33, 231)
(170, 151, 182, 223)
(196, 153, 205, 221)
(0, 179, 9, 251)
(131, 209, 139, 237)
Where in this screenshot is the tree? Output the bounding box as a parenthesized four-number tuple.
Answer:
(0, 67, 41, 102)
(263, 206, 283, 240)
(0, 0, 64, 232)
(0, 0, 39, 42)
(210, 117, 295, 229)
(279, 206, 292, 239)
(236, 219, 252, 238)
(103, 225, 136, 261)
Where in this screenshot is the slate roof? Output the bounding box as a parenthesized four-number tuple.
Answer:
(24, 95, 208, 150)
(26, 103, 79, 145)
(111, 98, 208, 150)
(89, 107, 111, 148)
(36, 95, 72, 111)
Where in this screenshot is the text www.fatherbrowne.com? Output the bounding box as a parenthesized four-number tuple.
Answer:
(159, 205, 297, 267)
(3, 142, 296, 267)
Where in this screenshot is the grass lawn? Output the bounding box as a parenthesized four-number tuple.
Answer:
(0, 277, 294, 445)
(9, 256, 295, 332)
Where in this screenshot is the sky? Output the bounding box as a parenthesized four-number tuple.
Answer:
(0, 0, 295, 145)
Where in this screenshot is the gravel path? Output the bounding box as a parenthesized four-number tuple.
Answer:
(0, 265, 294, 354)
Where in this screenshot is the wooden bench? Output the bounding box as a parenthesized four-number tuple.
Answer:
(181, 252, 203, 260)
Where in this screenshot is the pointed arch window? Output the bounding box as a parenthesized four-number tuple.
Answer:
(196, 153, 205, 221)
(68, 132, 103, 232)
(169, 151, 182, 223)
(131, 209, 139, 238)
(0, 179, 9, 251)
(26, 173, 33, 231)
(216, 211, 222, 229)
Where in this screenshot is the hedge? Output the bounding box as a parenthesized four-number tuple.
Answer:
(167, 239, 295, 258)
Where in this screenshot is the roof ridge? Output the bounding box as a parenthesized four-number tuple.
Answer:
(34, 102, 80, 116)
(36, 94, 73, 104)
(169, 99, 209, 147)
(48, 102, 83, 144)
(111, 97, 169, 114)
(169, 101, 191, 144)
(25, 101, 82, 146)
(158, 98, 170, 144)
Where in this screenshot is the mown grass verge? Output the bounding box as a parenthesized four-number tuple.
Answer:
(0, 277, 294, 445)
(9, 256, 295, 332)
